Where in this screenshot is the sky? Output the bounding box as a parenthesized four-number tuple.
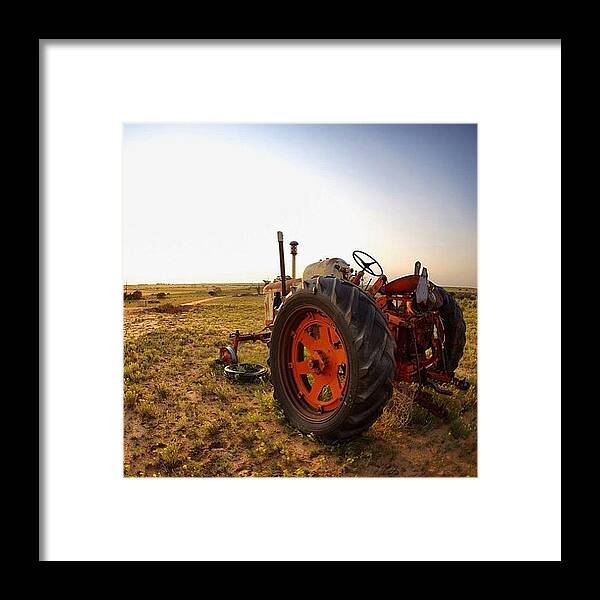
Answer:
(123, 124, 477, 287)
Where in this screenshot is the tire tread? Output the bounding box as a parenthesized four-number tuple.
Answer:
(304, 276, 396, 440)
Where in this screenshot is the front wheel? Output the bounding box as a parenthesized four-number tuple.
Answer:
(269, 276, 396, 440)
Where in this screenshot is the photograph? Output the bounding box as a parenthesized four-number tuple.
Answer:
(123, 123, 478, 477)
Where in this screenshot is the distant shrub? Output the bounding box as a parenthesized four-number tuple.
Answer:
(156, 292, 167, 299)
(124, 289, 143, 301)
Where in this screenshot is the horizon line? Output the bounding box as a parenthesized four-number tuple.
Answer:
(123, 280, 478, 289)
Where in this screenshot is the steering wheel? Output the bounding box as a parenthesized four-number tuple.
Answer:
(352, 250, 384, 277)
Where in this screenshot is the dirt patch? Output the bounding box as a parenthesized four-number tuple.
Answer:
(123, 311, 162, 340)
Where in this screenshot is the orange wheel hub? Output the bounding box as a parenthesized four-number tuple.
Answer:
(289, 312, 348, 412)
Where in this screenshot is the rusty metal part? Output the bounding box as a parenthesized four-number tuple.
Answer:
(377, 284, 469, 401)
(414, 261, 421, 276)
(277, 231, 287, 297)
(426, 371, 454, 384)
(263, 278, 303, 325)
(382, 274, 420, 295)
(262, 279, 303, 294)
(350, 269, 364, 286)
(219, 328, 272, 368)
(369, 275, 387, 296)
(413, 388, 449, 420)
(229, 329, 272, 354)
(219, 345, 238, 365)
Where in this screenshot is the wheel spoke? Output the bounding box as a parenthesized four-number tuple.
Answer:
(293, 361, 311, 376)
(305, 384, 321, 407)
(332, 347, 348, 366)
(297, 331, 316, 351)
(325, 325, 341, 345)
(328, 375, 342, 400)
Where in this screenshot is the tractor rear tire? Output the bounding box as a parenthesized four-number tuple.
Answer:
(436, 287, 467, 374)
(270, 276, 396, 441)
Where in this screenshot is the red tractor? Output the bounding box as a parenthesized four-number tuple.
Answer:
(220, 231, 468, 440)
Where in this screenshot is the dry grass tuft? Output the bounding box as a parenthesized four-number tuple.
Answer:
(376, 386, 414, 434)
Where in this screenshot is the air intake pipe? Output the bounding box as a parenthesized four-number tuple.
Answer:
(290, 240, 298, 280)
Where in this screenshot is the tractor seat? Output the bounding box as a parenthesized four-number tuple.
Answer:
(382, 274, 420, 295)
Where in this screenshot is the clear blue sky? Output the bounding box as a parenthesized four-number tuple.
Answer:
(123, 124, 477, 286)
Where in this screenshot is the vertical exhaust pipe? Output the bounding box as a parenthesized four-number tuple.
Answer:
(290, 240, 298, 280)
(277, 231, 287, 297)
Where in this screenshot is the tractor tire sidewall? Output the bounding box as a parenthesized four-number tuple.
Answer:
(270, 276, 396, 441)
(270, 290, 358, 436)
(436, 287, 467, 374)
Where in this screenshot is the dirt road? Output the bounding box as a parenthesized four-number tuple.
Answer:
(180, 298, 219, 306)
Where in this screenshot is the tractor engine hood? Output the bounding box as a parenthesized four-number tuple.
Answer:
(302, 258, 352, 282)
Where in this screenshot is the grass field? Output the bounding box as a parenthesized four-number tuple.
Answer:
(124, 283, 477, 477)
